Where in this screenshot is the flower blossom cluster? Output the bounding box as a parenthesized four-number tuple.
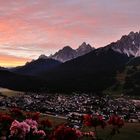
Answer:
(10, 120, 30, 138)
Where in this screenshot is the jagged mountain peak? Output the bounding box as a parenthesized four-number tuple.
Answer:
(38, 54, 48, 59)
(120, 31, 139, 41)
(78, 42, 92, 49)
(76, 42, 94, 56)
(108, 31, 140, 57)
(50, 46, 76, 62)
(50, 43, 94, 62)
(128, 31, 139, 39)
(57, 46, 75, 54)
(62, 46, 73, 50)
(79, 42, 87, 47)
(77, 42, 94, 51)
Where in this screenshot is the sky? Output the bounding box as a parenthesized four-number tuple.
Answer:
(0, 0, 140, 67)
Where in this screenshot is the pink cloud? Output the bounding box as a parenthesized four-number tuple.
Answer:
(0, 0, 140, 66)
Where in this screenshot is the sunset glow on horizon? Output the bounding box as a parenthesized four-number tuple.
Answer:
(0, 54, 31, 67)
(0, 0, 140, 67)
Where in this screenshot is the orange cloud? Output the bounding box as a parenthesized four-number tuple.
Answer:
(0, 54, 31, 67)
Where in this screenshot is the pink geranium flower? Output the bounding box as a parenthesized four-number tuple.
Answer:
(25, 119, 38, 130)
(33, 130, 46, 137)
(10, 120, 30, 138)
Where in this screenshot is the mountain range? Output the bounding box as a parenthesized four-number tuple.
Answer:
(49, 42, 94, 62)
(42, 48, 129, 92)
(0, 31, 140, 95)
(10, 58, 61, 76)
(10, 42, 93, 76)
(108, 31, 140, 57)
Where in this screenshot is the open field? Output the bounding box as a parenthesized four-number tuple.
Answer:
(85, 123, 140, 140)
(46, 115, 140, 140)
(0, 87, 24, 97)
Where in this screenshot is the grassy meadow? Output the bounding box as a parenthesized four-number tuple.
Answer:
(0, 87, 24, 97)
(47, 115, 140, 140)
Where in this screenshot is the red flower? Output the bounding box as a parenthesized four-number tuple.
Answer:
(83, 114, 106, 128)
(117, 118, 124, 127)
(108, 115, 124, 127)
(32, 112, 40, 121)
(26, 112, 40, 121)
(98, 114, 103, 121)
(83, 114, 93, 126)
(10, 108, 24, 118)
(40, 118, 52, 128)
(33, 130, 46, 137)
(0, 113, 13, 129)
(75, 129, 83, 138)
(0, 114, 13, 123)
(53, 125, 78, 140)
